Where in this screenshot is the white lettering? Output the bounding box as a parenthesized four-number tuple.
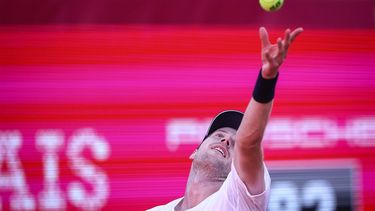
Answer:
(0, 131, 35, 210)
(269, 180, 337, 211)
(264, 118, 295, 149)
(295, 118, 338, 148)
(166, 119, 208, 151)
(67, 128, 110, 210)
(302, 180, 336, 211)
(269, 181, 299, 211)
(166, 116, 375, 151)
(37, 130, 66, 210)
(347, 117, 375, 147)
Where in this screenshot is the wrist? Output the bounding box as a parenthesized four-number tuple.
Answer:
(261, 71, 278, 79)
(261, 65, 279, 79)
(252, 68, 279, 103)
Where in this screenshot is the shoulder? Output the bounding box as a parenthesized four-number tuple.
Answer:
(219, 162, 271, 210)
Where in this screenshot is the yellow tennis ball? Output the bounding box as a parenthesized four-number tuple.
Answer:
(259, 0, 284, 12)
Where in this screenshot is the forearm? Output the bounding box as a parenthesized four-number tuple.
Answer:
(236, 69, 277, 147)
(236, 98, 273, 148)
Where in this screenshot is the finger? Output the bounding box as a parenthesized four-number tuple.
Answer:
(290, 27, 304, 42)
(284, 28, 291, 43)
(277, 37, 285, 59)
(277, 37, 283, 54)
(259, 27, 271, 48)
(283, 28, 291, 51)
(277, 37, 283, 50)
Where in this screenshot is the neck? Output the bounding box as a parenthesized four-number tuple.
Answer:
(176, 164, 225, 211)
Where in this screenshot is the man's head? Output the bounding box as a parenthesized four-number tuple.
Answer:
(189, 110, 243, 180)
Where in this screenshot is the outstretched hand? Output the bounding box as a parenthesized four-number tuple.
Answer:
(259, 27, 303, 79)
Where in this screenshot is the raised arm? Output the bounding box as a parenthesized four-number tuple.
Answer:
(234, 27, 303, 194)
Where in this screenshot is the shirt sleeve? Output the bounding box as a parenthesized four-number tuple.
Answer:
(219, 162, 271, 210)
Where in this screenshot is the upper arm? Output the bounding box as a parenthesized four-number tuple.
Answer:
(234, 140, 265, 195)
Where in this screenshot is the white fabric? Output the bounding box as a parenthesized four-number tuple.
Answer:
(147, 162, 271, 211)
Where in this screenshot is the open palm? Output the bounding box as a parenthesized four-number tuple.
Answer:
(259, 27, 303, 79)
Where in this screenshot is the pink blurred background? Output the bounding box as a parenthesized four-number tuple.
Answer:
(1, 0, 374, 210)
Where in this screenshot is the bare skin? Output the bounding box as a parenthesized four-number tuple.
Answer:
(175, 27, 303, 211)
(176, 128, 236, 210)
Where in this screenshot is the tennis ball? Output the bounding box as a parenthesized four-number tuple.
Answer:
(259, 0, 284, 12)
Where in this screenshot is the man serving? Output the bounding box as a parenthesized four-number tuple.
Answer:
(148, 27, 303, 211)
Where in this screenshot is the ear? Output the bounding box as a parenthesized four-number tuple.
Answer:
(189, 149, 197, 160)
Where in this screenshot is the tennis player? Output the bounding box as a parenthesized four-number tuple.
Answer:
(148, 27, 303, 211)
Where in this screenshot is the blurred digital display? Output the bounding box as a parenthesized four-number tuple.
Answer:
(1, 26, 374, 210)
(268, 160, 359, 211)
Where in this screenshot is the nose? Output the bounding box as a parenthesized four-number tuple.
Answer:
(221, 138, 230, 147)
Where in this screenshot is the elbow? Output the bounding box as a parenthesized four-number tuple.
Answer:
(235, 128, 264, 149)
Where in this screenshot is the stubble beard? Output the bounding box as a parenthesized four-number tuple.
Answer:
(192, 152, 231, 181)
